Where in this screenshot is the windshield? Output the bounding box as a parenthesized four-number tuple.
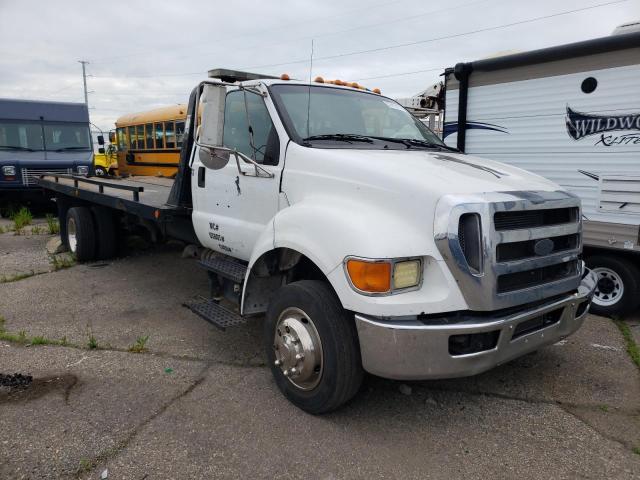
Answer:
(269, 84, 445, 148)
(0, 121, 91, 151)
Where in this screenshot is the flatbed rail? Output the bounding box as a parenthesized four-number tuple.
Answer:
(45, 173, 144, 201)
(36, 173, 189, 221)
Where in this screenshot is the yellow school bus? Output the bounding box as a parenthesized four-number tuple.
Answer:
(114, 104, 187, 177)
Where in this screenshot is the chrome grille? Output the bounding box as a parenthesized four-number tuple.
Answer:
(435, 191, 583, 311)
(22, 168, 72, 186)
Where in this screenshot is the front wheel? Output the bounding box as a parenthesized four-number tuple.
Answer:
(264, 280, 363, 414)
(586, 254, 640, 317)
(94, 166, 107, 176)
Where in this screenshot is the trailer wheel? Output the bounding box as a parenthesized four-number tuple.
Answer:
(264, 280, 363, 414)
(586, 254, 640, 317)
(66, 207, 96, 262)
(91, 206, 118, 260)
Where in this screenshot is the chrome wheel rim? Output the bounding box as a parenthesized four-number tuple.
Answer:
(592, 267, 623, 307)
(273, 307, 323, 391)
(67, 217, 77, 253)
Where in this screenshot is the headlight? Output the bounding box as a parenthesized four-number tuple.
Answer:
(393, 260, 421, 289)
(345, 257, 422, 294)
(77, 166, 89, 175)
(2, 165, 16, 176)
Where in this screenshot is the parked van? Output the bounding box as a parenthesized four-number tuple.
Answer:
(0, 99, 93, 206)
(442, 29, 640, 316)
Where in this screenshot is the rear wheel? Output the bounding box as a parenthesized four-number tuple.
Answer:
(264, 280, 363, 414)
(91, 206, 118, 260)
(586, 254, 640, 317)
(66, 207, 96, 262)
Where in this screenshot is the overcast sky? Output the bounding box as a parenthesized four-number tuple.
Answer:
(0, 0, 638, 132)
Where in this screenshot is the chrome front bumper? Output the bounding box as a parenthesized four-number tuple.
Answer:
(354, 269, 597, 380)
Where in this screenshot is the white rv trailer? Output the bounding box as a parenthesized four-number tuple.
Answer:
(442, 29, 640, 316)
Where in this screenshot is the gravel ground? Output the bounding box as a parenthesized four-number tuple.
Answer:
(0, 235, 639, 479)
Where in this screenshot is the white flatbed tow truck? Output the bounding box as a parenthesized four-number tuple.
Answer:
(38, 68, 597, 413)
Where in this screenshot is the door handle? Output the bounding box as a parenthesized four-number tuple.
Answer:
(198, 166, 206, 187)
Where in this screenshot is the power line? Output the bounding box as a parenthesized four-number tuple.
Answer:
(91, 0, 412, 64)
(94, 0, 494, 71)
(355, 67, 444, 81)
(240, 0, 629, 70)
(90, 0, 628, 80)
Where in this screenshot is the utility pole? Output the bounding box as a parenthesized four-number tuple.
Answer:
(78, 60, 89, 107)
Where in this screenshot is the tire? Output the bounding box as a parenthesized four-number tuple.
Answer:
(264, 280, 363, 414)
(91, 206, 118, 260)
(586, 254, 640, 317)
(94, 166, 107, 176)
(66, 207, 96, 262)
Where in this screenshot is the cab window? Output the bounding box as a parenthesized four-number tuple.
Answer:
(222, 90, 279, 165)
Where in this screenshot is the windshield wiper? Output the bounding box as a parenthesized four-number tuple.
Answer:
(303, 134, 374, 144)
(368, 136, 459, 152)
(401, 138, 460, 152)
(0, 145, 35, 152)
(54, 146, 90, 152)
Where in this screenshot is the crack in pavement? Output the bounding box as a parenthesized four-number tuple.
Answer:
(74, 362, 213, 480)
(406, 384, 639, 451)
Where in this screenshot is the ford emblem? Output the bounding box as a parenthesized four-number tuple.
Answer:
(534, 238, 554, 256)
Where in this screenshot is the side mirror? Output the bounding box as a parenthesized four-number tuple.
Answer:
(199, 146, 230, 170)
(199, 84, 226, 146)
(98, 147, 105, 154)
(108, 131, 116, 144)
(97, 135, 105, 145)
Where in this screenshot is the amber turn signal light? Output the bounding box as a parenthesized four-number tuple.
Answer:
(346, 259, 391, 293)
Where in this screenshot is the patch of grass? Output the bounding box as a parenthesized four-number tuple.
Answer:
(0, 270, 36, 283)
(30, 224, 43, 235)
(45, 214, 60, 234)
(128, 335, 150, 353)
(0, 316, 72, 347)
(50, 254, 75, 271)
(11, 207, 32, 234)
(614, 320, 640, 371)
(78, 458, 92, 473)
(633, 446, 640, 456)
(598, 404, 609, 412)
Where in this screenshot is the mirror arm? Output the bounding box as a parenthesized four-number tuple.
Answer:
(233, 149, 274, 178)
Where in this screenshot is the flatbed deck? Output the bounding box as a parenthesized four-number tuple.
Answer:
(37, 174, 189, 221)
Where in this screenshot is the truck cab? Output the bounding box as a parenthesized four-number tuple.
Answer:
(0, 99, 93, 207)
(186, 70, 597, 412)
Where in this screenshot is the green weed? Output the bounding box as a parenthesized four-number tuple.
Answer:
(45, 214, 60, 234)
(128, 335, 150, 353)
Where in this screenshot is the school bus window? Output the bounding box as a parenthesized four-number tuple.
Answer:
(176, 121, 185, 147)
(154, 123, 164, 149)
(117, 128, 126, 150)
(128, 126, 135, 149)
(145, 123, 153, 149)
(165, 121, 176, 148)
(135, 125, 144, 149)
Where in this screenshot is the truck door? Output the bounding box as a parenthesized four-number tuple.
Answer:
(191, 86, 282, 261)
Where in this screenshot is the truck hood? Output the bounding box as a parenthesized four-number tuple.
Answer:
(283, 144, 559, 201)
